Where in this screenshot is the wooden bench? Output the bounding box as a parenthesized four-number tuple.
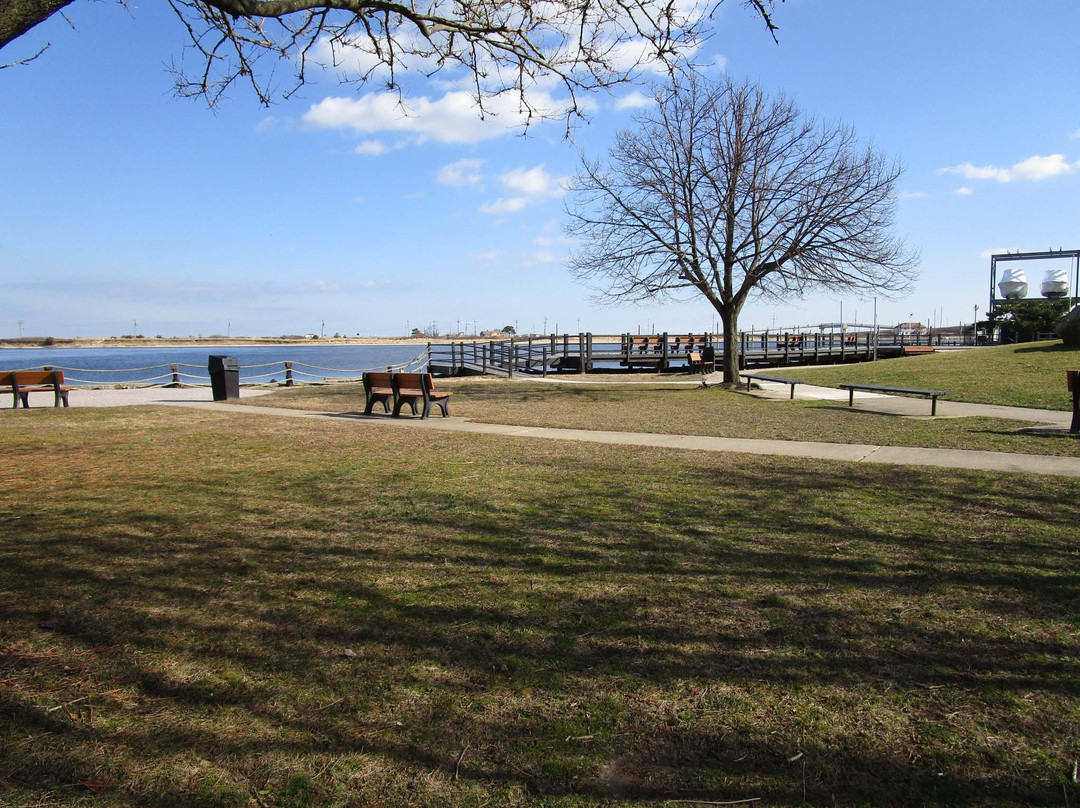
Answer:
(362, 371, 395, 414)
(0, 370, 72, 408)
(688, 350, 716, 374)
(839, 383, 947, 416)
(901, 345, 935, 356)
(391, 372, 452, 419)
(741, 373, 803, 400)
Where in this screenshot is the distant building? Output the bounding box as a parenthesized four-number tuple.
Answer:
(896, 322, 926, 337)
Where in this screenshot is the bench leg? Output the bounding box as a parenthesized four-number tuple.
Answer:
(788, 384, 795, 400)
(435, 398, 450, 417)
(931, 396, 938, 416)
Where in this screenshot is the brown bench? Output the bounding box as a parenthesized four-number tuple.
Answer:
(362, 371, 395, 414)
(0, 370, 72, 408)
(392, 372, 452, 419)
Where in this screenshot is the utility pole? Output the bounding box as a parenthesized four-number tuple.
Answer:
(17, 319, 23, 338)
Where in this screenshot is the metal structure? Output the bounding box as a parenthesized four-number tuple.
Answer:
(989, 249, 1080, 316)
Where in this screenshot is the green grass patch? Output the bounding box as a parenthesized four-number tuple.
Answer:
(247, 377, 1080, 457)
(783, 341, 1080, 410)
(1, 407, 1079, 806)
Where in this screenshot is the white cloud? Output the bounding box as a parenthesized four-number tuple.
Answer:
(1069, 129, 1080, 140)
(478, 164, 568, 216)
(501, 164, 565, 197)
(614, 90, 655, 111)
(533, 236, 554, 247)
(897, 191, 925, 200)
(303, 89, 570, 146)
(295, 279, 341, 292)
(437, 158, 485, 186)
(940, 153, 1080, 183)
(952, 186, 974, 196)
(479, 197, 529, 215)
(470, 249, 499, 260)
(354, 140, 387, 155)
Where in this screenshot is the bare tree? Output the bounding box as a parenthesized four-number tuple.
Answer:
(566, 73, 918, 384)
(2, 0, 780, 119)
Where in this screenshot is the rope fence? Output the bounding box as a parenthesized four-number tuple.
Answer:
(5, 350, 431, 388)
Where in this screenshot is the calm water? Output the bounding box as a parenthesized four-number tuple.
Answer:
(0, 345, 428, 386)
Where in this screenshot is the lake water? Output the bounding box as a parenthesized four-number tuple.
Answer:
(0, 345, 429, 386)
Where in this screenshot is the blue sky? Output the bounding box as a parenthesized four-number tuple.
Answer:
(2, 0, 1079, 338)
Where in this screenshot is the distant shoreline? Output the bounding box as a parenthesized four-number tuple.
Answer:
(0, 337, 478, 349)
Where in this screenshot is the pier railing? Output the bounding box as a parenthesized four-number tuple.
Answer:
(10, 351, 430, 388)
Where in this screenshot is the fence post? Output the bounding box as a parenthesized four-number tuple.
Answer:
(585, 332, 593, 373)
(283, 361, 293, 386)
(542, 347, 548, 378)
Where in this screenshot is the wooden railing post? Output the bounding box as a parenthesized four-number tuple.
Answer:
(283, 362, 293, 386)
(542, 347, 548, 378)
(171, 363, 180, 386)
(585, 332, 593, 373)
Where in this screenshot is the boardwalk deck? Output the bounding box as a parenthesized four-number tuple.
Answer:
(426, 331, 942, 378)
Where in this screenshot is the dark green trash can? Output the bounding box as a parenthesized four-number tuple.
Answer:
(208, 355, 240, 401)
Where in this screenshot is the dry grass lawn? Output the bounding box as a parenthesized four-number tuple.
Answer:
(1, 406, 1078, 806)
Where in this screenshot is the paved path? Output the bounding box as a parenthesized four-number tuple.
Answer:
(163, 399, 1080, 478)
(30, 386, 1080, 477)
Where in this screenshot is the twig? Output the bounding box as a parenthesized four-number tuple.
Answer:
(668, 799, 760, 806)
(454, 745, 468, 781)
(43, 696, 89, 713)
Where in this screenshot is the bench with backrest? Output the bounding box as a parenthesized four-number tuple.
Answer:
(839, 383, 947, 416)
(391, 372, 452, 418)
(362, 371, 396, 415)
(0, 370, 72, 408)
(740, 373, 804, 400)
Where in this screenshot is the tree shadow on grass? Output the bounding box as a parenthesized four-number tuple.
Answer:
(1, 430, 1078, 806)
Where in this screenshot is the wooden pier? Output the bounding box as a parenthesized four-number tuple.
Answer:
(427, 330, 950, 378)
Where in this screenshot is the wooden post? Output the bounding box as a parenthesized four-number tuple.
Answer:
(542, 347, 548, 378)
(171, 364, 180, 386)
(585, 332, 593, 373)
(1068, 370, 1079, 434)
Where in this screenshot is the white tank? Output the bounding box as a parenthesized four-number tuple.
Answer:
(1041, 268, 1070, 298)
(998, 268, 1028, 299)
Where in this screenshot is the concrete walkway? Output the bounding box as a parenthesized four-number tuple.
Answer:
(28, 386, 1080, 477)
(741, 377, 1074, 428)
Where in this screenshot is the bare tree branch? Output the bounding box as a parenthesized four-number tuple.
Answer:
(1, 0, 781, 122)
(565, 72, 919, 385)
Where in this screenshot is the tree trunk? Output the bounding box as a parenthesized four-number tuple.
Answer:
(719, 307, 740, 386)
